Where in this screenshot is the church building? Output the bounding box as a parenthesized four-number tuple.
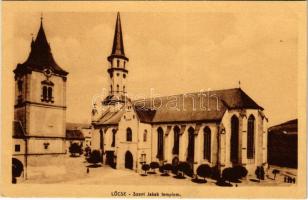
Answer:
(13, 17, 68, 179)
(91, 13, 268, 175)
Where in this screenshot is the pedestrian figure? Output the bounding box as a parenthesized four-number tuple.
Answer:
(87, 167, 89, 174)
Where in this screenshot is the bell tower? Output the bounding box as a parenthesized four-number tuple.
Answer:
(104, 12, 129, 104)
(13, 17, 68, 156)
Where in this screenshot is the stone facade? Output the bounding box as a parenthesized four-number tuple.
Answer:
(91, 13, 268, 176)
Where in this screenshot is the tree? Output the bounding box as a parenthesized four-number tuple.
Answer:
(196, 164, 212, 181)
(255, 166, 265, 182)
(69, 143, 83, 157)
(161, 163, 172, 176)
(233, 166, 248, 179)
(87, 150, 102, 166)
(272, 169, 280, 180)
(150, 162, 159, 173)
(178, 162, 192, 178)
(222, 167, 233, 184)
(142, 164, 150, 175)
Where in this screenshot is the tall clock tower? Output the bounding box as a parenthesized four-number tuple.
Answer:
(13, 17, 68, 159)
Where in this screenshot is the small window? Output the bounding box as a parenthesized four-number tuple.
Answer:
(143, 130, 147, 142)
(15, 144, 20, 152)
(124, 61, 126, 68)
(126, 128, 132, 142)
(123, 86, 125, 93)
(117, 60, 120, 68)
(117, 85, 119, 93)
(110, 85, 113, 93)
(123, 74, 126, 79)
(117, 73, 120, 77)
(43, 142, 50, 150)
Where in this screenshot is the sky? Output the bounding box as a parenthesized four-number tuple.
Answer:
(9, 10, 298, 126)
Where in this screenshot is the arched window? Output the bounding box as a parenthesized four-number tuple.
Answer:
(110, 85, 113, 93)
(172, 126, 180, 155)
(203, 127, 211, 161)
(47, 87, 53, 101)
(42, 86, 47, 101)
(111, 129, 116, 147)
(231, 115, 239, 164)
(187, 127, 195, 163)
(116, 85, 119, 93)
(143, 130, 147, 142)
(123, 86, 125, 93)
(247, 115, 255, 159)
(126, 128, 132, 142)
(124, 61, 126, 68)
(157, 127, 164, 160)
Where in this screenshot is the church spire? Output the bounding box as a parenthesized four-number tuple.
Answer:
(108, 12, 128, 62)
(14, 16, 68, 77)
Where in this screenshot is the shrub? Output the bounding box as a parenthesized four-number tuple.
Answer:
(161, 163, 173, 175)
(222, 167, 234, 184)
(233, 166, 248, 179)
(255, 166, 265, 181)
(87, 150, 102, 166)
(142, 164, 150, 175)
(69, 143, 83, 157)
(179, 162, 193, 177)
(150, 162, 159, 173)
(196, 164, 212, 180)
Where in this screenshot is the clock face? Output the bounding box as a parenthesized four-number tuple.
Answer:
(43, 68, 52, 78)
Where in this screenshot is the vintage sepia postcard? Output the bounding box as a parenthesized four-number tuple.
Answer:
(0, 1, 307, 198)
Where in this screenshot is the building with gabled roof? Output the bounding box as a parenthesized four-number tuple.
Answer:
(91, 12, 269, 175)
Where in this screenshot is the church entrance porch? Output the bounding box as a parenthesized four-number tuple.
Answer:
(125, 151, 133, 170)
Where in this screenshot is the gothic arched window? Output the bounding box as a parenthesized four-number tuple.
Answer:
(172, 126, 180, 155)
(203, 127, 211, 161)
(126, 128, 132, 142)
(157, 127, 164, 160)
(117, 59, 120, 68)
(247, 115, 255, 159)
(231, 115, 239, 164)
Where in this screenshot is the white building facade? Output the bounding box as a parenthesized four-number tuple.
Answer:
(91, 13, 268, 176)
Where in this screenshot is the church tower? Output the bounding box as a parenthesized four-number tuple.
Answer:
(104, 12, 129, 105)
(13, 17, 68, 157)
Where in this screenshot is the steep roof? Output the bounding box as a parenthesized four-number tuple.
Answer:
(92, 105, 126, 126)
(133, 88, 263, 123)
(66, 122, 91, 130)
(268, 119, 297, 135)
(107, 12, 128, 62)
(14, 19, 68, 76)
